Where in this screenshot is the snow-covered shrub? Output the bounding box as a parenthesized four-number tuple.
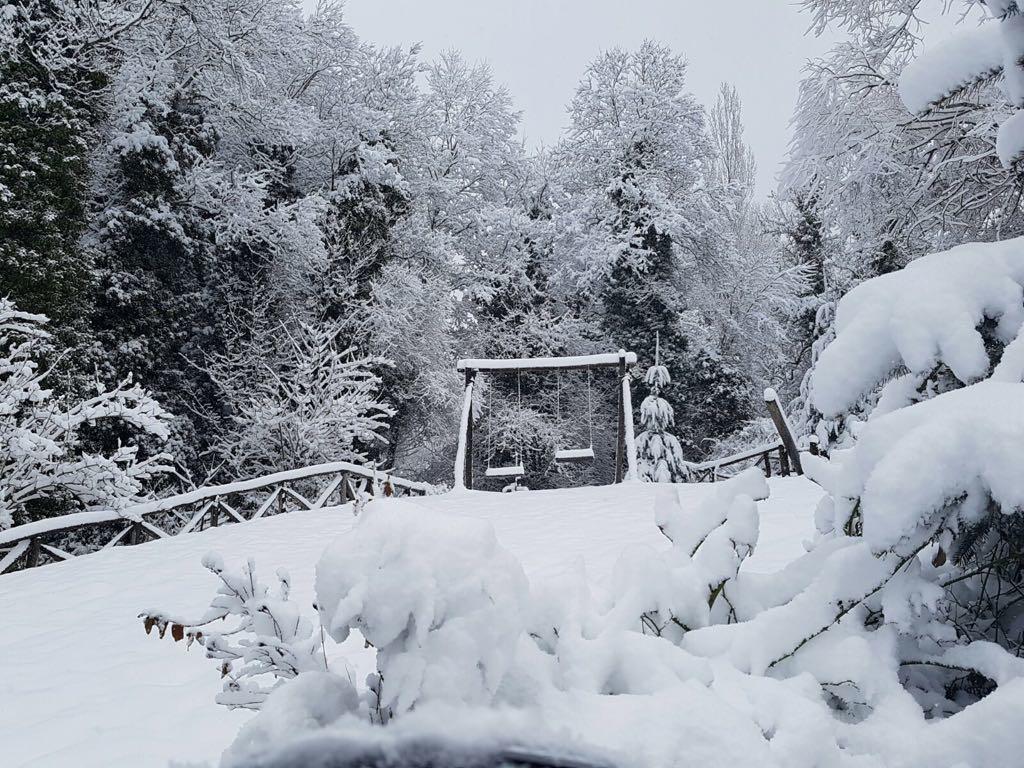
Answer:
(604, 470, 766, 639)
(636, 364, 690, 482)
(315, 500, 530, 716)
(0, 298, 173, 529)
(810, 238, 1024, 418)
(186, 476, 1024, 766)
(797, 237, 1024, 711)
(811, 382, 1024, 663)
(142, 554, 328, 710)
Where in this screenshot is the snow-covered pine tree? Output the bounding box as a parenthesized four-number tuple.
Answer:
(0, 299, 173, 530)
(636, 349, 690, 483)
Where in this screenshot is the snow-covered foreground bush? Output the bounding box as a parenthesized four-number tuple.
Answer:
(149, 457, 1023, 767)
(810, 238, 1024, 421)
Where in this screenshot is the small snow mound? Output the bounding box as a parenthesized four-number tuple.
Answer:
(224, 671, 361, 767)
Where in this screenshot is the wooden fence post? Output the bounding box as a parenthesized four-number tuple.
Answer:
(764, 388, 803, 476)
(26, 538, 40, 569)
(778, 444, 792, 477)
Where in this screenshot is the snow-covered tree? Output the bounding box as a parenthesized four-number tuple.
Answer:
(551, 43, 755, 458)
(201, 316, 393, 479)
(636, 361, 689, 483)
(0, 0, 98, 340)
(0, 299, 173, 529)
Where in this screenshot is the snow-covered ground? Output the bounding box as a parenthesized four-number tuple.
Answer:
(0, 478, 821, 768)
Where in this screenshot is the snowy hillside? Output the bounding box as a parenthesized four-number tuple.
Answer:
(0, 479, 820, 768)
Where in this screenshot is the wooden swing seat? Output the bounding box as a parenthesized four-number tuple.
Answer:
(485, 465, 525, 478)
(554, 447, 595, 464)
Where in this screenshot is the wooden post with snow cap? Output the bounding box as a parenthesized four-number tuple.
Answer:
(454, 368, 476, 490)
(764, 388, 802, 476)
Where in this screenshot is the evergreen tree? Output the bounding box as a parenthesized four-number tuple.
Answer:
(0, 0, 100, 341)
(636, 349, 689, 483)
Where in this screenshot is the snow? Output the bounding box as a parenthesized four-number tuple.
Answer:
(554, 447, 595, 462)
(621, 375, 638, 481)
(484, 464, 526, 478)
(453, 380, 474, 489)
(898, 24, 1003, 115)
(456, 351, 637, 371)
(316, 500, 530, 714)
(810, 237, 1024, 416)
(997, 108, 1024, 167)
(0, 478, 823, 768)
(828, 380, 1024, 554)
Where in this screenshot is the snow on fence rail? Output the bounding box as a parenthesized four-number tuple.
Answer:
(688, 441, 787, 482)
(0, 462, 431, 575)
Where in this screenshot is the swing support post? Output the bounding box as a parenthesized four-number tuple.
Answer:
(615, 351, 626, 483)
(463, 369, 476, 490)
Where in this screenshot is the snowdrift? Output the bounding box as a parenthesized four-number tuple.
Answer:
(0, 479, 821, 768)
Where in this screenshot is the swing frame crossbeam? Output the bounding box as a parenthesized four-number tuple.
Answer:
(455, 351, 638, 490)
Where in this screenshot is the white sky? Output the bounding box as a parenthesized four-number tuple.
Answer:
(319, 1, 965, 198)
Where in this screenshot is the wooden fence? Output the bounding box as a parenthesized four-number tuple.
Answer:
(0, 462, 431, 575)
(689, 388, 805, 482)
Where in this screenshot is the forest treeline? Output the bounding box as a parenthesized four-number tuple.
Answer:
(6, 0, 1017, 524)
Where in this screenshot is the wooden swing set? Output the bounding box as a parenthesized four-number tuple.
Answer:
(454, 351, 639, 490)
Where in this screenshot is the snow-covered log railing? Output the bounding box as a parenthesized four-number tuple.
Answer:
(0, 462, 431, 575)
(457, 351, 638, 372)
(689, 441, 787, 483)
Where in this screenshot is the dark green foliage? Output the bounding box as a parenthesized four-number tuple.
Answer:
(88, 88, 219, 467)
(323, 134, 410, 324)
(600, 166, 751, 460)
(0, 0, 100, 341)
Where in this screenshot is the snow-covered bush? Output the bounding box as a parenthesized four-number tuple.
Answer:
(636, 364, 690, 483)
(0, 298, 173, 529)
(143, 555, 329, 710)
(803, 237, 1024, 450)
(798, 236, 1024, 709)
(315, 500, 530, 717)
(601, 470, 765, 641)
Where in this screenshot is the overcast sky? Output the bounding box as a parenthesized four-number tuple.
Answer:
(319, 1, 960, 198)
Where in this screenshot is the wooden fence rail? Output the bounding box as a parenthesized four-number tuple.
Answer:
(688, 441, 788, 483)
(0, 462, 431, 576)
(689, 388, 805, 483)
